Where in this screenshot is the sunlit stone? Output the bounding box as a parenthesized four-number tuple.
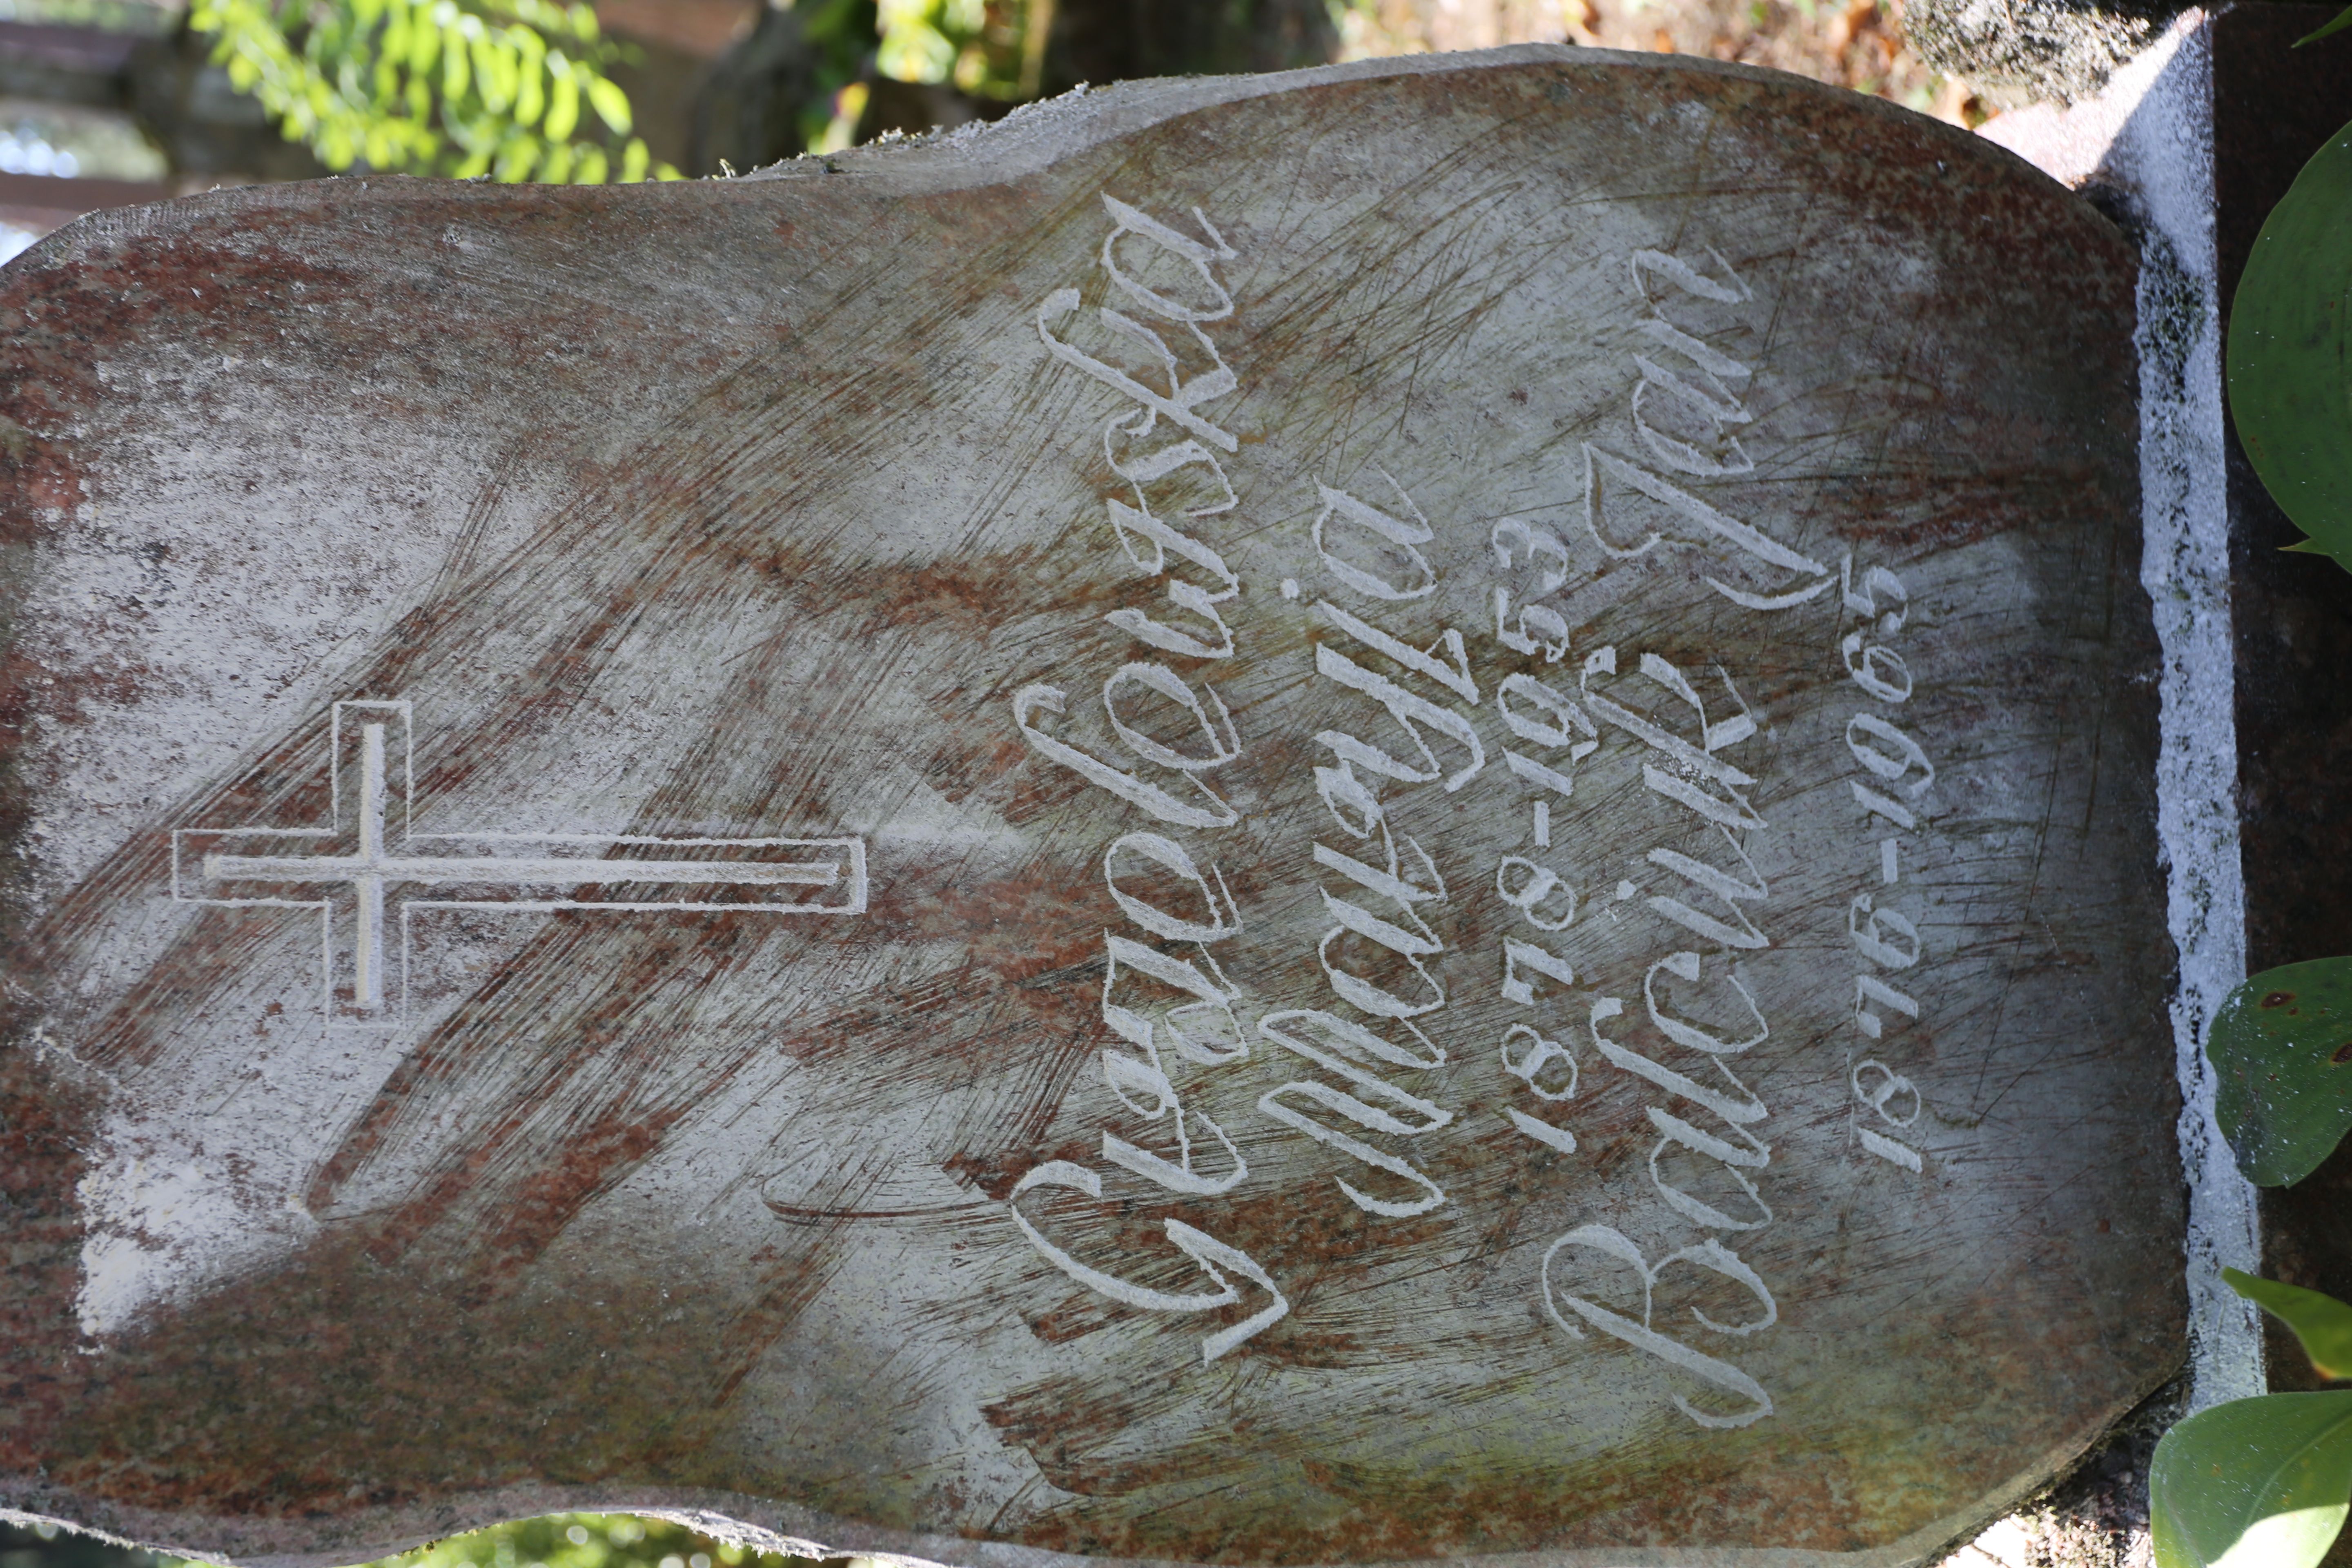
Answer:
(0, 46, 2174, 1568)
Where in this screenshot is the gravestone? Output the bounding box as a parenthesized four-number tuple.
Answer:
(0, 46, 2181, 1568)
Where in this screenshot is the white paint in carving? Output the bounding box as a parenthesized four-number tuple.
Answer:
(1504, 1106, 1577, 1154)
(1494, 855, 1575, 932)
(1497, 671, 1597, 751)
(1848, 894, 1921, 972)
(1013, 681, 1241, 828)
(34, 414, 808, 1339)
(1630, 349, 1756, 479)
(1644, 828, 1770, 951)
(1860, 1128, 1924, 1173)
(1579, 444, 1831, 609)
(1842, 630, 1914, 704)
(1581, 646, 1764, 833)
(176, 700, 865, 1024)
(1491, 588, 1572, 662)
(1314, 642, 1485, 793)
(1259, 1007, 1446, 1076)
(1097, 195, 1237, 323)
(1314, 597, 1479, 703)
(1499, 935, 1575, 1007)
(1006, 1160, 1287, 1362)
(1491, 518, 1569, 593)
(1102, 498, 1240, 659)
(1500, 1023, 1576, 1100)
(1541, 1224, 1775, 1428)
(1102, 831, 1242, 944)
(1587, 996, 1768, 1128)
(1644, 950, 1766, 1057)
(1313, 475, 1439, 601)
(1646, 1105, 1772, 1233)
(1851, 782, 1917, 831)
(1853, 974, 1921, 1041)
(1101, 933, 1247, 1067)
(1853, 1060, 1921, 1127)
(1841, 550, 1910, 633)
(1036, 290, 1240, 454)
(1256, 1082, 1447, 1218)
(1628, 246, 1752, 309)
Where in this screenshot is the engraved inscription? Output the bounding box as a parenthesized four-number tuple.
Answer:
(989, 208, 1904, 1421)
(0, 56, 2166, 1568)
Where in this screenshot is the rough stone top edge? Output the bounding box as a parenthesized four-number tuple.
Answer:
(768, 42, 2068, 196)
(0, 42, 2115, 274)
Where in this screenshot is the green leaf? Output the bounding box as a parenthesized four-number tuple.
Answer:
(619, 134, 647, 182)
(586, 74, 630, 134)
(541, 67, 578, 142)
(406, 9, 438, 74)
(2226, 116, 2352, 571)
(492, 129, 539, 180)
(876, 13, 955, 83)
(471, 31, 509, 111)
(511, 29, 544, 125)
(189, 0, 632, 183)
(571, 141, 607, 183)
(2207, 958, 2352, 1185)
(440, 17, 470, 100)
(2152, 1392, 2352, 1568)
(2226, 1270, 2352, 1381)
(2299, 3, 2352, 44)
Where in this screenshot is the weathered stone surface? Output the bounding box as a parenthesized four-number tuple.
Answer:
(0, 47, 2177, 1568)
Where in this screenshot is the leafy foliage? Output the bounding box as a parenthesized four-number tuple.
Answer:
(2303, 4, 2352, 45)
(2152, 1278, 2352, 1568)
(180, 1513, 822, 1568)
(2205, 958, 2352, 1187)
(2209, 80, 2352, 1561)
(2152, 1392, 2352, 1568)
(2226, 1269, 2352, 1383)
(2225, 113, 2352, 566)
(876, 0, 1038, 102)
(793, 0, 886, 154)
(189, 0, 681, 181)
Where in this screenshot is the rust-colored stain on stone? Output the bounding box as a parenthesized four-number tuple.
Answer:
(0, 45, 2174, 1568)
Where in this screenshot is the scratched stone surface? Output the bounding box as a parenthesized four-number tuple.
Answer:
(0, 45, 2177, 1568)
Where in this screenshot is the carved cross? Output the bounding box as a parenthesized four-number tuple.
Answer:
(172, 700, 865, 1024)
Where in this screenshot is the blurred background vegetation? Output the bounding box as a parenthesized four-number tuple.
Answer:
(1, 1511, 837, 1568)
(0, 0, 1984, 259)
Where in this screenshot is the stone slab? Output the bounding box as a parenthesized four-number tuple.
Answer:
(0, 47, 2179, 1568)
